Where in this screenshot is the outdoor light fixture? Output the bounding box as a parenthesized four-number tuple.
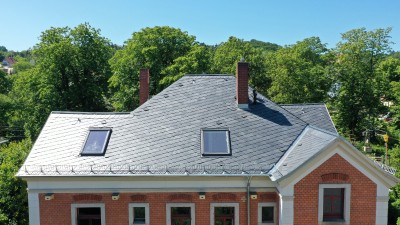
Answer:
(198, 192, 206, 200)
(112, 192, 120, 200)
(44, 193, 54, 201)
(250, 192, 257, 200)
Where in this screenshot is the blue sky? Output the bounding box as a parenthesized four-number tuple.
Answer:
(1, 0, 399, 51)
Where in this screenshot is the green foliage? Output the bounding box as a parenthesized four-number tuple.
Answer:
(0, 70, 11, 94)
(248, 39, 281, 52)
(266, 37, 332, 103)
(333, 28, 392, 138)
(0, 94, 12, 135)
(0, 46, 7, 52)
(8, 23, 113, 139)
(0, 52, 4, 62)
(109, 26, 196, 111)
(0, 139, 31, 225)
(12, 56, 33, 74)
(159, 44, 212, 89)
(211, 36, 270, 95)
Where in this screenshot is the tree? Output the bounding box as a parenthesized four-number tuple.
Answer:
(333, 28, 393, 138)
(0, 52, 4, 62)
(12, 56, 34, 74)
(0, 70, 11, 94)
(9, 23, 113, 139)
(0, 46, 7, 52)
(211, 36, 270, 95)
(248, 39, 281, 52)
(159, 44, 212, 89)
(266, 37, 332, 103)
(109, 26, 196, 111)
(0, 139, 31, 225)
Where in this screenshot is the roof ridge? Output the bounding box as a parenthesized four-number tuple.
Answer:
(252, 89, 310, 127)
(279, 103, 326, 106)
(184, 74, 234, 77)
(51, 111, 131, 115)
(307, 125, 339, 137)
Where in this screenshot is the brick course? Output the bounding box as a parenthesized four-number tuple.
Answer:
(294, 153, 377, 225)
(39, 191, 279, 225)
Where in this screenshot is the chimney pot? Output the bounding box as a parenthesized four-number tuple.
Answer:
(139, 69, 150, 105)
(236, 61, 249, 109)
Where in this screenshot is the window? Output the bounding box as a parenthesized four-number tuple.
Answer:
(166, 203, 195, 225)
(71, 204, 105, 225)
(210, 203, 239, 225)
(258, 203, 276, 225)
(323, 188, 344, 221)
(201, 129, 231, 156)
(129, 203, 149, 225)
(81, 128, 112, 156)
(318, 184, 351, 223)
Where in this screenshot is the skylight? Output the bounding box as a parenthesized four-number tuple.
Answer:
(201, 129, 231, 156)
(81, 128, 112, 156)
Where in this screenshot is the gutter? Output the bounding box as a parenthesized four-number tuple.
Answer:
(247, 176, 253, 225)
(17, 173, 269, 178)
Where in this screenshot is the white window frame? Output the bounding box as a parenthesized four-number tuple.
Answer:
(318, 184, 351, 224)
(166, 203, 195, 225)
(201, 128, 231, 156)
(71, 203, 106, 225)
(129, 203, 150, 225)
(258, 202, 277, 225)
(210, 203, 239, 225)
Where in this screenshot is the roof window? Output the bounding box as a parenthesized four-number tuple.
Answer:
(81, 128, 112, 156)
(201, 129, 231, 156)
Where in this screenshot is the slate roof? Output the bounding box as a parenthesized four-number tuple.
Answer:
(280, 104, 337, 134)
(19, 75, 322, 176)
(270, 126, 338, 180)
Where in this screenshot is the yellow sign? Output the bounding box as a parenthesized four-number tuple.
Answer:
(383, 134, 389, 143)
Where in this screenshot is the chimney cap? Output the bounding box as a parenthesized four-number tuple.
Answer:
(240, 57, 245, 62)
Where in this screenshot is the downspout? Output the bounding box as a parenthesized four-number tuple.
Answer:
(247, 176, 253, 225)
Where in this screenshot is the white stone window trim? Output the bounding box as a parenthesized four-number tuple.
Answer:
(210, 202, 239, 225)
(318, 184, 351, 224)
(166, 203, 196, 225)
(129, 203, 150, 225)
(258, 202, 277, 225)
(71, 203, 106, 225)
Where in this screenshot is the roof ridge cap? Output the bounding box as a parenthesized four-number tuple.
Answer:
(279, 103, 326, 106)
(51, 111, 131, 115)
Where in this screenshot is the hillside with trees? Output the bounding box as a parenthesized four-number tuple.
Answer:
(1, 24, 400, 224)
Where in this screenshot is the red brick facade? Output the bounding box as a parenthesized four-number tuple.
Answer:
(39, 191, 279, 225)
(294, 153, 377, 225)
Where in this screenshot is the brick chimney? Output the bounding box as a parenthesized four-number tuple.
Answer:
(236, 60, 249, 109)
(139, 69, 150, 105)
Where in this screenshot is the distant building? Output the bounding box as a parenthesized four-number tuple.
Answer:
(1, 56, 16, 74)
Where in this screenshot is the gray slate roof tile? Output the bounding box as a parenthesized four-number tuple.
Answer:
(18, 75, 336, 176)
(280, 104, 337, 134)
(271, 126, 338, 180)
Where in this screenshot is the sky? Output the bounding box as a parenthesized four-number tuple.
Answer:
(1, 0, 399, 52)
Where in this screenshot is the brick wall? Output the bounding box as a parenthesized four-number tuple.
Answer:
(139, 68, 150, 105)
(39, 191, 279, 225)
(294, 153, 377, 225)
(236, 62, 249, 106)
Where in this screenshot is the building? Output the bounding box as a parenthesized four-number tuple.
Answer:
(18, 62, 398, 225)
(2, 56, 16, 74)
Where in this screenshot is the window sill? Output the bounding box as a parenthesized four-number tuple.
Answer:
(319, 221, 349, 225)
